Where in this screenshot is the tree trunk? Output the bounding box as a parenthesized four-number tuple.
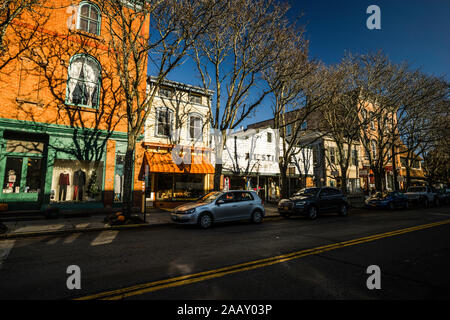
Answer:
(122, 133, 137, 217)
(372, 166, 384, 192)
(392, 144, 399, 191)
(279, 163, 289, 199)
(405, 165, 412, 190)
(213, 162, 223, 191)
(213, 130, 226, 191)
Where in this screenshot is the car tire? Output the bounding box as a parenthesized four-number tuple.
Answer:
(280, 211, 292, 218)
(198, 213, 213, 229)
(423, 198, 429, 208)
(251, 210, 263, 224)
(389, 202, 395, 211)
(435, 198, 440, 207)
(307, 206, 318, 220)
(339, 204, 348, 216)
(405, 201, 410, 210)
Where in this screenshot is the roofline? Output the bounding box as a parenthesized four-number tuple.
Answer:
(148, 76, 214, 97)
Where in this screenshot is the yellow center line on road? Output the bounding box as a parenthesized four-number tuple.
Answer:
(75, 219, 450, 300)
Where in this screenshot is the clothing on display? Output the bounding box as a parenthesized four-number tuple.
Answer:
(58, 172, 70, 201)
(73, 169, 86, 201)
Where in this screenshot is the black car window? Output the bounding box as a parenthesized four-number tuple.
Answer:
(237, 192, 254, 202)
(320, 188, 331, 197)
(328, 188, 342, 196)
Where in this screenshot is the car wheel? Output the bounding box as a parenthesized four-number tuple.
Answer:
(198, 213, 213, 229)
(435, 198, 440, 207)
(339, 204, 348, 216)
(251, 210, 263, 224)
(280, 211, 292, 218)
(423, 198, 429, 208)
(307, 206, 317, 220)
(405, 201, 410, 210)
(389, 202, 395, 210)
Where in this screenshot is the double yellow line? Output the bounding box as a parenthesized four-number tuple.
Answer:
(76, 219, 450, 300)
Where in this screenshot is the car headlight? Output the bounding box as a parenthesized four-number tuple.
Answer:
(294, 201, 306, 207)
(184, 208, 196, 214)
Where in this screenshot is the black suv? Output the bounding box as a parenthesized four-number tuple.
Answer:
(278, 187, 348, 220)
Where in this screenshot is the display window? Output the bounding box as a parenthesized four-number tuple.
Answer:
(50, 159, 104, 202)
(155, 173, 205, 201)
(2, 157, 43, 194)
(114, 155, 124, 202)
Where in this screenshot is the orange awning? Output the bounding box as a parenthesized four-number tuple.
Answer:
(144, 152, 214, 174)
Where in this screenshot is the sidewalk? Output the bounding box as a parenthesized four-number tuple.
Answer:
(0, 205, 282, 239)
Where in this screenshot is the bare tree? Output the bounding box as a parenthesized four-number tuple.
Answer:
(265, 57, 335, 198)
(192, 0, 292, 191)
(90, 0, 220, 214)
(352, 52, 448, 192)
(319, 58, 368, 194)
(0, 0, 44, 70)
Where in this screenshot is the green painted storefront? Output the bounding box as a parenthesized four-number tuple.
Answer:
(0, 118, 128, 212)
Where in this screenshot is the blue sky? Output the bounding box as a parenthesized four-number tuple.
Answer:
(160, 0, 450, 127)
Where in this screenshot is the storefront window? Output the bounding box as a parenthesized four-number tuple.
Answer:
(155, 173, 205, 201)
(2, 157, 23, 194)
(114, 155, 124, 202)
(174, 174, 204, 199)
(50, 159, 103, 202)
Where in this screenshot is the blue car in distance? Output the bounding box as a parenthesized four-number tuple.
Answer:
(365, 191, 410, 210)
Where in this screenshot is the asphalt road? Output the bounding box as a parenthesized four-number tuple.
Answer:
(1, 205, 450, 300)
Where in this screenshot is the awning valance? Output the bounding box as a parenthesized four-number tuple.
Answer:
(144, 152, 214, 174)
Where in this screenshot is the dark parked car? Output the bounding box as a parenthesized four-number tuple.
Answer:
(435, 188, 450, 205)
(365, 191, 410, 210)
(278, 187, 348, 220)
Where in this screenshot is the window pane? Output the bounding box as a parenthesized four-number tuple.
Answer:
(3, 157, 23, 193)
(79, 18, 89, 32)
(80, 5, 89, 17)
(25, 158, 42, 193)
(89, 21, 98, 35)
(90, 7, 99, 20)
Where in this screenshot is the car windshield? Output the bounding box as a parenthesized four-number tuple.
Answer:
(196, 192, 222, 203)
(407, 187, 426, 193)
(293, 188, 319, 197)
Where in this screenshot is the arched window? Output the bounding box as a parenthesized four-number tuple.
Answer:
(77, 2, 101, 35)
(65, 54, 101, 108)
(188, 113, 203, 141)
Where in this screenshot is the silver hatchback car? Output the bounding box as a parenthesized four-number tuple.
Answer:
(171, 190, 265, 229)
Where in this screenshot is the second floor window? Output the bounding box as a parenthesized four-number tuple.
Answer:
(66, 54, 101, 108)
(329, 147, 336, 165)
(77, 2, 101, 35)
(189, 114, 203, 141)
(189, 94, 202, 105)
(371, 140, 377, 158)
(156, 108, 173, 137)
(267, 132, 272, 143)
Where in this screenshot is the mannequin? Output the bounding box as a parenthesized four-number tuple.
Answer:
(59, 170, 70, 201)
(73, 168, 86, 201)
